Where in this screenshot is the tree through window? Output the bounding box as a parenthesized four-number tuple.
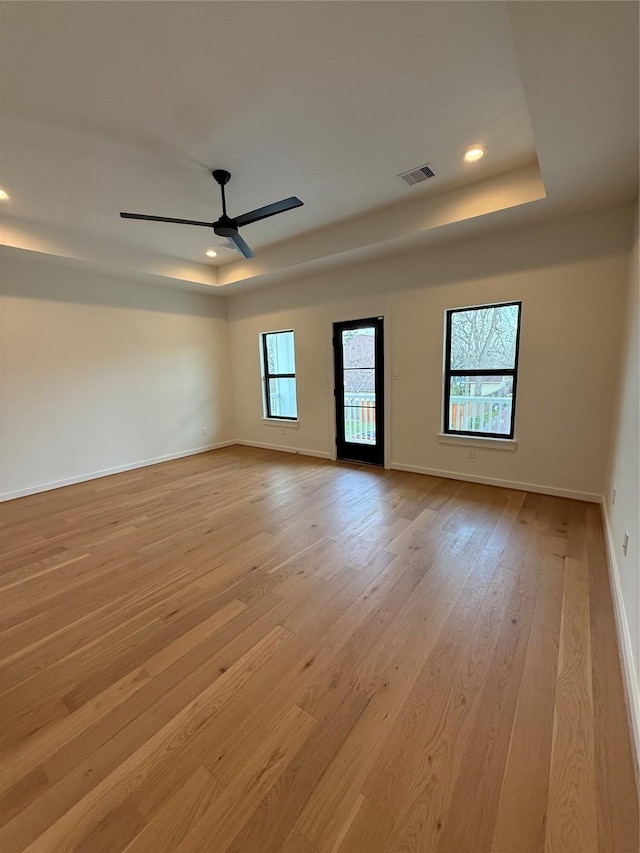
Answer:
(444, 302, 521, 438)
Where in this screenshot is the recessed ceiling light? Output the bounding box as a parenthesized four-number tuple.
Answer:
(463, 146, 486, 163)
(205, 249, 218, 258)
(0, 189, 10, 200)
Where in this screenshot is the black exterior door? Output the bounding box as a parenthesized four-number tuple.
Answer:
(333, 317, 384, 466)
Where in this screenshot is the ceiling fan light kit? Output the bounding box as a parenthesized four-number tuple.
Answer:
(120, 170, 304, 260)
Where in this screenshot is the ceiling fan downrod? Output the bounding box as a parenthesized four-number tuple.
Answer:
(212, 169, 231, 218)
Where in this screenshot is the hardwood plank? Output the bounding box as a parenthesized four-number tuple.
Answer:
(73, 799, 145, 853)
(1, 666, 152, 796)
(0, 574, 197, 691)
(20, 625, 292, 852)
(173, 704, 318, 853)
(0, 766, 49, 829)
(532, 552, 565, 631)
(0, 447, 635, 852)
(278, 829, 318, 853)
(586, 506, 639, 852)
(46, 593, 281, 791)
(545, 558, 599, 853)
(142, 597, 248, 677)
(295, 542, 506, 853)
(334, 794, 394, 853)
(0, 721, 149, 852)
(125, 765, 220, 853)
(490, 626, 561, 853)
(377, 568, 521, 853)
(435, 589, 536, 852)
(0, 695, 70, 753)
(361, 543, 506, 819)
(225, 684, 368, 853)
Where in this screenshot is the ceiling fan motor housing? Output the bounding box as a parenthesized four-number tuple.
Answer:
(213, 215, 237, 237)
(212, 169, 231, 186)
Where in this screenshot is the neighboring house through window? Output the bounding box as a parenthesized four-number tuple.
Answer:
(261, 330, 297, 419)
(444, 301, 521, 439)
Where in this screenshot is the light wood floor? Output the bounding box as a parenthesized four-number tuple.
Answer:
(0, 446, 637, 853)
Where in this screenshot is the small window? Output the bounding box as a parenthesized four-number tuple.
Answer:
(444, 302, 521, 439)
(261, 330, 298, 420)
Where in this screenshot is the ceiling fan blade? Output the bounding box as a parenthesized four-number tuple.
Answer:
(120, 212, 213, 228)
(235, 197, 303, 228)
(225, 229, 255, 259)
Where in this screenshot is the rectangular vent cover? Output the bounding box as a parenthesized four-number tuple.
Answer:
(398, 164, 435, 186)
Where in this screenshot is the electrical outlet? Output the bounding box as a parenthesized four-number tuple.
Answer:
(612, 487, 616, 505)
(467, 447, 476, 459)
(393, 369, 400, 380)
(623, 531, 629, 556)
(281, 427, 286, 436)
(201, 426, 207, 436)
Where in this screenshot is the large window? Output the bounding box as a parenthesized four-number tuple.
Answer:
(261, 330, 298, 420)
(444, 301, 521, 439)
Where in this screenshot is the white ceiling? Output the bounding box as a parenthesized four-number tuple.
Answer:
(1, 1, 638, 292)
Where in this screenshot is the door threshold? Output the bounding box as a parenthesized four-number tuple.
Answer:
(336, 457, 385, 468)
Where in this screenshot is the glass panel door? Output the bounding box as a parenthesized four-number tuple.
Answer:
(333, 317, 384, 466)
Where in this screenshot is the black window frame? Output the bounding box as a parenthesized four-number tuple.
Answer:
(443, 301, 522, 440)
(261, 330, 297, 421)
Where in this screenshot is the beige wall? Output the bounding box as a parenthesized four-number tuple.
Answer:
(4, 207, 630, 504)
(228, 205, 632, 500)
(0, 251, 235, 498)
(605, 200, 639, 754)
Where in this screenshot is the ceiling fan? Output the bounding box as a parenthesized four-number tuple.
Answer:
(120, 169, 303, 259)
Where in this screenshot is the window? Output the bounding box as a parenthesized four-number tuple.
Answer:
(444, 301, 521, 439)
(261, 330, 298, 419)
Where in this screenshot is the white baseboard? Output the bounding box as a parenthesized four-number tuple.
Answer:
(389, 462, 601, 503)
(234, 439, 332, 461)
(601, 501, 640, 772)
(3, 441, 601, 504)
(0, 441, 237, 502)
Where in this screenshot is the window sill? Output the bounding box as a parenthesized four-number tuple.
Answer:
(262, 418, 300, 428)
(437, 433, 517, 451)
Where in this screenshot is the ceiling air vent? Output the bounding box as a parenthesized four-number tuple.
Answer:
(398, 163, 435, 186)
